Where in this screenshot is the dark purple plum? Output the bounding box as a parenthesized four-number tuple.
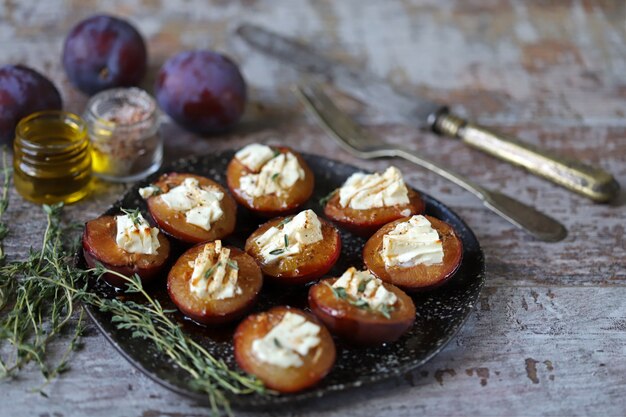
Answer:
(155, 50, 246, 134)
(0, 65, 62, 144)
(62, 15, 147, 95)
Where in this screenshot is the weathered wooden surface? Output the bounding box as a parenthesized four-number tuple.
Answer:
(1, 1, 625, 416)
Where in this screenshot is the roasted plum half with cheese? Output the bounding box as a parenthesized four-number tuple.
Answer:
(143, 173, 237, 244)
(308, 268, 415, 345)
(82, 210, 170, 288)
(234, 306, 336, 393)
(244, 210, 341, 284)
(226, 144, 314, 217)
(363, 215, 462, 291)
(167, 240, 263, 325)
(323, 166, 425, 237)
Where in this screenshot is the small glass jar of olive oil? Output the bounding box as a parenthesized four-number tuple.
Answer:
(13, 111, 92, 204)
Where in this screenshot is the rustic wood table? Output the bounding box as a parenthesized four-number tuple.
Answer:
(1, 1, 625, 416)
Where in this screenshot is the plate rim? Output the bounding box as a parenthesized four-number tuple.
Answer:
(80, 150, 485, 409)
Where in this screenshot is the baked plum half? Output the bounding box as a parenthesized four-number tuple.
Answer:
(226, 144, 314, 217)
(363, 215, 462, 291)
(323, 166, 425, 237)
(309, 268, 415, 345)
(144, 172, 237, 244)
(167, 240, 262, 325)
(234, 306, 336, 393)
(244, 210, 341, 284)
(82, 212, 170, 288)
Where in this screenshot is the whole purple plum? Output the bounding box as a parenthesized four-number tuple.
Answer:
(155, 50, 247, 134)
(62, 15, 147, 95)
(0, 65, 62, 144)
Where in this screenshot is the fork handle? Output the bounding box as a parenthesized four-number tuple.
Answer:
(393, 149, 567, 242)
(433, 112, 619, 203)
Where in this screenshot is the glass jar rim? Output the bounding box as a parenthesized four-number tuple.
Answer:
(85, 87, 158, 131)
(15, 110, 88, 154)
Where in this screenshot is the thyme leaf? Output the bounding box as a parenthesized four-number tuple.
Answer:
(379, 304, 392, 319)
(227, 260, 238, 270)
(120, 208, 142, 226)
(204, 262, 220, 279)
(319, 190, 336, 207)
(278, 216, 293, 227)
(0, 150, 265, 416)
(326, 282, 395, 318)
(269, 248, 285, 256)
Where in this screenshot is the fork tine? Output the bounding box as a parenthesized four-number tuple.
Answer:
(293, 82, 381, 151)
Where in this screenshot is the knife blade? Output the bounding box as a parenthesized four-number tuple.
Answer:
(236, 23, 442, 128)
(237, 23, 620, 203)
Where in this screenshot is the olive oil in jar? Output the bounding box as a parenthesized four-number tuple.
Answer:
(13, 111, 92, 204)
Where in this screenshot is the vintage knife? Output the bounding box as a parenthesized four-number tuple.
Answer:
(237, 24, 620, 203)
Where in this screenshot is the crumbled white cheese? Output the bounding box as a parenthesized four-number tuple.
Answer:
(189, 240, 242, 300)
(138, 184, 162, 199)
(333, 267, 397, 310)
(381, 215, 444, 267)
(159, 177, 224, 231)
(235, 143, 276, 172)
(254, 209, 323, 263)
(239, 152, 305, 198)
(338, 166, 410, 210)
(115, 212, 161, 255)
(251, 312, 321, 368)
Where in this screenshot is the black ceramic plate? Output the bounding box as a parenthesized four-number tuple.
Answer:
(79, 151, 484, 409)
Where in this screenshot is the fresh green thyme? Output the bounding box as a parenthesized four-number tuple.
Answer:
(319, 190, 336, 207)
(204, 262, 221, 279)
(278, 216, 293, 227)
(283, 234, 289, 247)
(227, 260, 238, 271)
(271, 172, 280, 182)
(273, 338, 282, 349)
(0, 153, 265, 415)
(379, 304, 392, 319)
(0, 150, 9, 266)
(120, 207, 142, 226)
(269, 248, 285, 256)
(326, 282, 394, 318)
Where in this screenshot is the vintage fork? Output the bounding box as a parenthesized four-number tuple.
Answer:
(294, 82, 567, 242)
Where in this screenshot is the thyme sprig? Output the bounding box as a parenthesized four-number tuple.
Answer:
(0, 153, 265, 415)
(326, 283, 393, 319)
(120, 207, 143, 226)
(318, 190, 336, 207)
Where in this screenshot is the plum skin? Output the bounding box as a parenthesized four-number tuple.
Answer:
(226, 146, 315, 218)
(82, 216, 170, 289)
(146, 172, 238, 244)
(155, 50, 246, 134)
(233, 306, 336, 393)
(0, 65, 62, 144)
(244, 216, 342, 284)
(324, 188, 426, 237)
(363, 215, 463, 292)
(62, 14, 147, 95)
(167, 244, 263, 325)
(308, 278, 416, 346)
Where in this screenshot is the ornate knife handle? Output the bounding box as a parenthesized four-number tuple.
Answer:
(433, 111, 620, 203)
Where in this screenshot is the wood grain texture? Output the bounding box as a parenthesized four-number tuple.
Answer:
(1, 0, 625, 416)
